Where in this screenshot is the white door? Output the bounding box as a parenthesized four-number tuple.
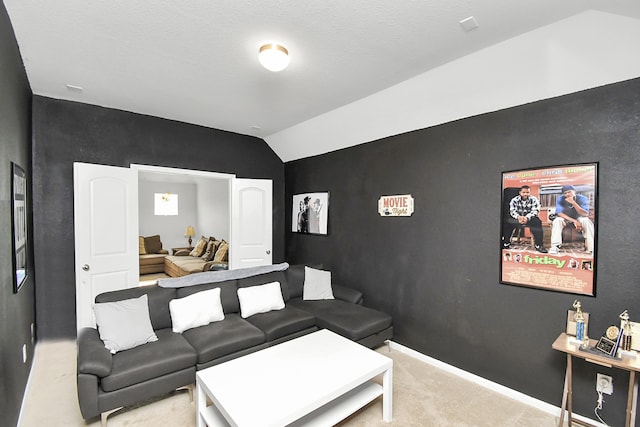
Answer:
(74, 162, 139, 330)
(230, 179, 272, 269)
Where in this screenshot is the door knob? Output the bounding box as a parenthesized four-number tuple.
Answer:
(82, 264, 90, 271)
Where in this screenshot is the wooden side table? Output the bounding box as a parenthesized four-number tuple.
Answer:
(552, 332, 640, 427)
(171, 246, 192, 255)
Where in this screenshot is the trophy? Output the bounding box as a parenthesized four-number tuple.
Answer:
(621, 310, 632, 352)
(573, 300, 585, 342)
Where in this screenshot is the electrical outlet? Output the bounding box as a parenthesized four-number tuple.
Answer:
(597, 373, 613, 395)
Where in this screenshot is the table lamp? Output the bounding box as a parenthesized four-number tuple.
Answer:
(185, 225, 195, 247)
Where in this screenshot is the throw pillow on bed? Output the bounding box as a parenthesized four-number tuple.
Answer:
(93, 294, 158, 354)
(237, 281, 285, 318)
(303, 266, 335, 300)
(169, 287, 225, 333)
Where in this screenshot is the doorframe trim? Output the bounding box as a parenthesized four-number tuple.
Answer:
(130, 164, 236, 180)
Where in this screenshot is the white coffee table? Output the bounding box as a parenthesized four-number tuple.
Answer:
(195, 329, 393, 426)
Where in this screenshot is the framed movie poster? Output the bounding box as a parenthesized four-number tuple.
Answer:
(292, 192, 329, 235)
(11, 162, 28, 293)
(500, 163, 597, 296)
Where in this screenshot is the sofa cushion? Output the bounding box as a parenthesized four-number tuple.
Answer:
(303, 266, 335, 300)
(176, 279, 239, 314)
(143, 235, 163, 254)
(170, 288, 225, 333)
(93, 294, 158, 354)
(284, 264, 323, 299)
(238, 271, 290, 300)
(189, 236, 208, 257)
(165, 255, 207, 274)
(201, 240, 220, 261)
(245, 307, 316, 341)
(139, 253, 167, 266)
(288, 298, 392, 342)
(95, 286, 176, 331)
(100, 328, 197, 392)
(237, 281, 285, 318)
(212, 240, 229, 263)
(182, 314, 265, 364)
(138, 237, 147, 255)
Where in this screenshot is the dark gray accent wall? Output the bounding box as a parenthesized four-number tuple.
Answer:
(285, 78, 640, 425)
(0, 2, 35, 426)
(32, 97, 285, 340)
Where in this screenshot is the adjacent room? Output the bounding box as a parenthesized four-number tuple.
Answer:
(137, 168, 232, 283)
(2, 1, 640, 426)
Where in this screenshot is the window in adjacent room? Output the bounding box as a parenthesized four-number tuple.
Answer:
(154, 192, 178, 215)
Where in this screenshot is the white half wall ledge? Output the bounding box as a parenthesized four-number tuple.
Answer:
(266, 10, 640, 163)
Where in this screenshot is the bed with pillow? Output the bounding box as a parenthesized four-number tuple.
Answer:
(76, 263, 393, 425)
(163, 236, 229, 277)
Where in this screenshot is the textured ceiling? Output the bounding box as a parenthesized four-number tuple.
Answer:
(4, 0, 640, 159)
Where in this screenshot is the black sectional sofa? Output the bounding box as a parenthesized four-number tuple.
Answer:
(76, 264, 393, 423)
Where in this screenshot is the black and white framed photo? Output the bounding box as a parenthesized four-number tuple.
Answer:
(11, 162, 28, 293)
(292, 192, 329, 235)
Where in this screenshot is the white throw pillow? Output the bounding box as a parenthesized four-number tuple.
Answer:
(169, 288, 225, 333)
(303, 266, 335, 300)
(93, 294, 158, 354)
(237, 281, 285, 318)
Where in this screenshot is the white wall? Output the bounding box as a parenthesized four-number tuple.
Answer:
(196, 178, 230, 241)
(139, 177, 231, 250)
(138, 180, 197, 250)
(266, 10, 640, 162)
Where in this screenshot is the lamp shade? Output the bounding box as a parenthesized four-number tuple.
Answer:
(185, 225, 195, 237)
(259, 43, 289, 72)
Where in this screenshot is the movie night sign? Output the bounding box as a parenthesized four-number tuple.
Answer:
(378, 194, 414, 217)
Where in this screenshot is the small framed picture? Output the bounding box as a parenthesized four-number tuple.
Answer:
(566, 310, 590, 337)
(11, 162, 28, 293)
(292, 192, 329, 235)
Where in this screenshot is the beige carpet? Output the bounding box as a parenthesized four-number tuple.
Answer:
(19, 340, 566, 427)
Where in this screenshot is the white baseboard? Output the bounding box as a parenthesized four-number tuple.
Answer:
(387, 340, 607, 427)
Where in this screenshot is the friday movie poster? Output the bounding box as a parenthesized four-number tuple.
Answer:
(500, 163, 597, 296)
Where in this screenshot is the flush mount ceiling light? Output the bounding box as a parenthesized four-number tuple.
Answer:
(258, 43, 289, 72)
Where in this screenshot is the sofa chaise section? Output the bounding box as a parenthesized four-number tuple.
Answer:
(285, 265, 393, 349)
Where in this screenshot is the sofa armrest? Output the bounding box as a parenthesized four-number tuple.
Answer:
(174, 249, 190, 256)
(77, 327, 112, 377)
(157, 249, 169, 255)
(332, 284, 363, 305)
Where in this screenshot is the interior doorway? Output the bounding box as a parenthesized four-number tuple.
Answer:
(74, 162, 272, 329)
(132, 164, 234, 283)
